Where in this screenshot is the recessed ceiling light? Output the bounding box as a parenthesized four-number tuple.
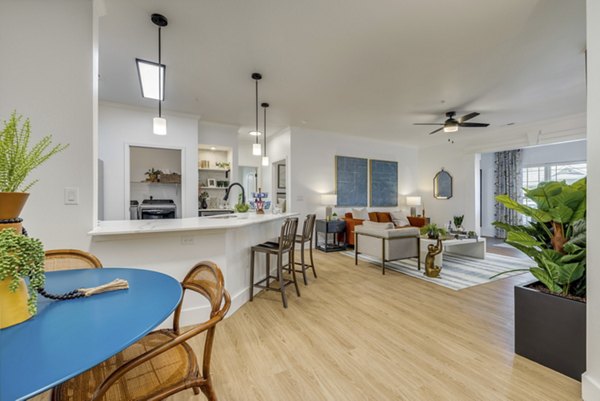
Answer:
(210, 146, 216, 150)
(249, 131, 261, 136)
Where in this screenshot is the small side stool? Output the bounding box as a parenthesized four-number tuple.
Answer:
(249, 217, 300, 308)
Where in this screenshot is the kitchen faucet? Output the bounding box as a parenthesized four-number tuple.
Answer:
(223, 182, 245, 204)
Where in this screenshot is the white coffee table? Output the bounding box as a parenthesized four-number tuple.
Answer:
(420, 237, 486, 267)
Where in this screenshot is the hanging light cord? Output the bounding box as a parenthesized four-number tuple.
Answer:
(255, 79, 259, 145)
(263, 105, 267, 155)
(158, 26, 162, 118)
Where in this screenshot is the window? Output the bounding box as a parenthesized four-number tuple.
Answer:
(521, 161, 587, 209)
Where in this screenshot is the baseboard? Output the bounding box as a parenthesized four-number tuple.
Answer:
(583, 372, 600, 401)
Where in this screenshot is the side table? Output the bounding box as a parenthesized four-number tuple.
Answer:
(315, 219, 347, 252)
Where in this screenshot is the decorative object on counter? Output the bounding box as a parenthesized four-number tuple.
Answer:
(420, 223, 447, 240)
(207, 178, 217, 187)
(234, 193, 249, 213)
(406, 196, 421, 217)
(453, 215, 465, 232)
(251, 189, 269, 214)
(250, 73, 263, 155)
(215, 161, 230, 169)
(261, 102, 269, 166)
(331, 212, 338, 221)
(424, 239, 444, 278)
(199, 191, 209, 209)
(467, 231, 477, 239)
(135, 13, 168, 135)
(0, 111, 68, 220)
(0, 227, 45, 328)
(200, 160, 210, 169)
(144, 168, 162, 183)
(158, 172, 181, 183)
(433, 168, 453, 199)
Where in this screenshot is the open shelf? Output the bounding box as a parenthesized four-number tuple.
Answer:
(199, 187, 227, 190)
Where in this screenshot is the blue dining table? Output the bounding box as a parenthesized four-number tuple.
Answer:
(0, 268, 182, 401)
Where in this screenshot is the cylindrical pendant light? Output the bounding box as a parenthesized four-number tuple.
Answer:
(251, 73, 262, 155)
(261, 102, 269, 166)
(152, 14, 168, 135)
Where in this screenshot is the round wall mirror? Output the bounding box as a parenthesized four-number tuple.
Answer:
(433, 169, 453, 199)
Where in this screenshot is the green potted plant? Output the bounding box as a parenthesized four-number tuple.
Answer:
(492, 178, 586, 380)
(453, 215, 464, 232)
(420, 223, 447, 239)
(0, 228, 45, 328)
(0, 111, 68, 220)
(234, 193, 249, 213)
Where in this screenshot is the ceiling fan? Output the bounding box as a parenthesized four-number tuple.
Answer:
(414, 111, 490, 135)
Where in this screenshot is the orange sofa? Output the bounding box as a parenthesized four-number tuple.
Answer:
(343, 212, 428, 246)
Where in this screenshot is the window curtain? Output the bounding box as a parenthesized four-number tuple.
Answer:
(494, 149, 522, 239)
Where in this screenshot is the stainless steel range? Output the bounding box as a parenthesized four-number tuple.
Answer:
(138, 198, 177, 219)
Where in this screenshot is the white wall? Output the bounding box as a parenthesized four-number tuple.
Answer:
(262, 128, 291, 207)
(417, 145, 480, 232)
(0, 0, 94, 250)
(289, 127, 418, 219)
(583, 1, 600, 398)
(480, 140, 587, 237)
(99, 103, 198, 220)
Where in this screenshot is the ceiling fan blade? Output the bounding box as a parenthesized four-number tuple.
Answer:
(413, 123, 444, 126)
(459, 112, 480, 123)
(428, 127, 444, 135)
(459, 122, 490, 128)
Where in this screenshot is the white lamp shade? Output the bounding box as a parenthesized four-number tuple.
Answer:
(252, 143, 262, 156)
(262, 156, 269, 166)
(444, 124, 459, 133)
(321, 194, 337, 206)
(406, 196, 422, 206)
(153, 117, 167, 136)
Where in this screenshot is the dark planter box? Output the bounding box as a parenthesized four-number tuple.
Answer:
(515, 283, 586, 381)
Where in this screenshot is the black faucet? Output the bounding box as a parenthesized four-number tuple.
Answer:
(223, 182, 245, 204)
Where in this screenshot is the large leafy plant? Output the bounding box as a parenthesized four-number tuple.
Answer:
(0, 111, 68, 192)
(493, 178, 586, 298)
(0, 228, 45, 315)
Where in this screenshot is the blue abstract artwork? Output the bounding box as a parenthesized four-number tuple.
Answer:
(335, 156, 368, 207)
(370, 159, 398, 207)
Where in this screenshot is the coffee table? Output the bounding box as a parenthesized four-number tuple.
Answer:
(419, 236, 486, 267)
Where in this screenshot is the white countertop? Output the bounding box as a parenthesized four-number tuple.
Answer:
(89, 212, 298, 236)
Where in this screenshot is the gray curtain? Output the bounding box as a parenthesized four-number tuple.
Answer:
(494, 150, 522, 238)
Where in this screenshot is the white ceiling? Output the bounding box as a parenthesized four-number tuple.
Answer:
(98, 0, 586, 147)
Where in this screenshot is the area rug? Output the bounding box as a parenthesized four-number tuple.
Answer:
(341, 251, 534, 290)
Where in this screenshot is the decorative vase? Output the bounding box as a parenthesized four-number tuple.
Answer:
(0, 277, 32, 329)
(201, 198, 208, 209)
(427, 231, 438, 239)
(0, 192, 30, 220)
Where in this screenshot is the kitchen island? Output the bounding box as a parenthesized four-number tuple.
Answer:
(89, 212, 298, 326)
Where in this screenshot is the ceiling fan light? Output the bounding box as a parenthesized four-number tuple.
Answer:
(253, 143, 262, 156)
(444, 124, 458, 133)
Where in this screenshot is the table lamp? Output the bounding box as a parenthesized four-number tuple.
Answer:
(406, 196, 421, 217)
(321, 194, 337, 221)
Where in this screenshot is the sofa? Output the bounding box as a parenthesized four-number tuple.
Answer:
(343, 211, 427, 246)
(354, 221, 421, 274)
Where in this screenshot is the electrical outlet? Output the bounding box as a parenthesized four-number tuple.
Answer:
(64, 187, 79, 205)
(181, 236, 194, 246)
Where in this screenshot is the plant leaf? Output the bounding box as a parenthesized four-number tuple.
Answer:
(530, 267, 562, 293)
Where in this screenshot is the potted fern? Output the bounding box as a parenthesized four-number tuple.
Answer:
(0, 111, 68, 221)
(493, 178, 586, 380)
(0, 228, 45, 328)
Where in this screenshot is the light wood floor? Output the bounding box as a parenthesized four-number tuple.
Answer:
(34, 250, 581, 401)
(172, 251, 580, 401)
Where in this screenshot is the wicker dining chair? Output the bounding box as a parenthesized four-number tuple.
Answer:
(52, 261, 231, 401)
(44, 249, 103, 271)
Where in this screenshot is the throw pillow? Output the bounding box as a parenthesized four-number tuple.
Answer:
(351, 208, 369, 220)
(390, 211, 410, 227)
(376, 212, 392, 223)
(363, 221, 395, 230)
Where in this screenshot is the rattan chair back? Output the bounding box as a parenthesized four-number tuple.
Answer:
(44, 249, 103, 271)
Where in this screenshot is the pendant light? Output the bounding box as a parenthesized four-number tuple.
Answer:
(261, 102, 269, 166)
(152, 14, 168, 135)
(251, 73, 262, 155)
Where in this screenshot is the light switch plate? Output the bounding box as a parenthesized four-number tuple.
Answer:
(64, 187, 79, 205)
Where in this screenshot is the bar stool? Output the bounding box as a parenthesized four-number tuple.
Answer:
(249, 217, 300, 308)
(292, 214, 317, 285)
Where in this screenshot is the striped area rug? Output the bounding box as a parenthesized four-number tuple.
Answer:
(342, 251, 534, 290)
